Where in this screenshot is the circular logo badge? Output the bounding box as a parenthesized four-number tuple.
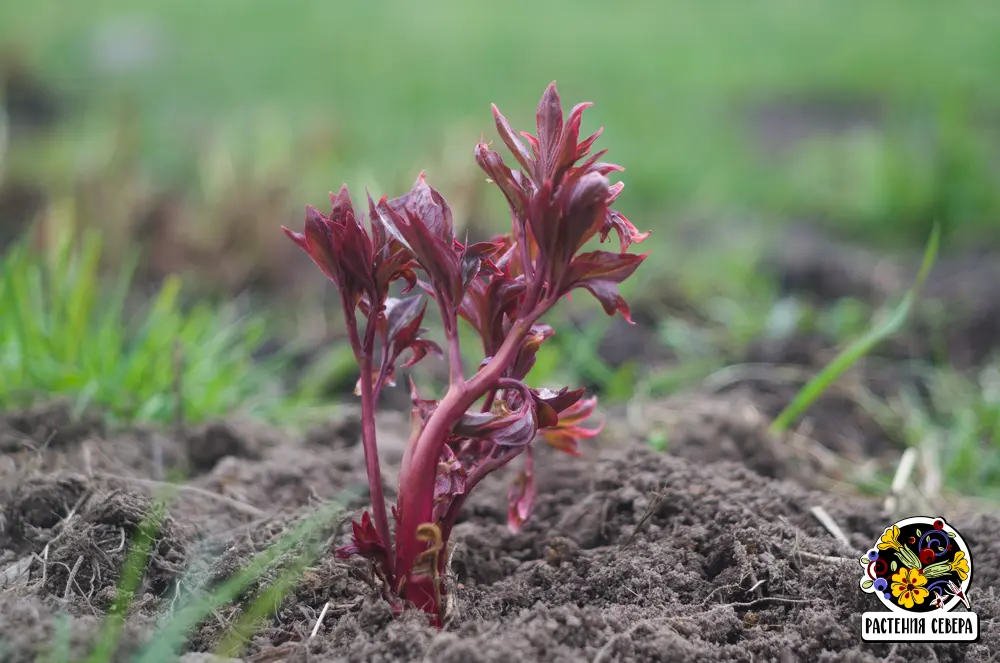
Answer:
(859, 516, 972, 613)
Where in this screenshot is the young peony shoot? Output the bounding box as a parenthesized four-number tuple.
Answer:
(282, 82, 649, 624)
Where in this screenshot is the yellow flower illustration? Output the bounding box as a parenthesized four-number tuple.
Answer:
(950, 551, 970, 581)
(891, 567, 929, 609)
(878, 525, 902, 551)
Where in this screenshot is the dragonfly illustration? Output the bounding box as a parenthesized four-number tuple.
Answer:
(945, 580, 971, 610)
(929, 590, 946, 611)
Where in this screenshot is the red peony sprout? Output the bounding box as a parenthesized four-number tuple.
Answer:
(283, 83, 649, 624)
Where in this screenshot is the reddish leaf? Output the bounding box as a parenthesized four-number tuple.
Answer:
(592, 161, 625, 176)
(510, 324, 555, 380)
(533, 401, 558, 429)
(283, 185, 390, 314)
(385, 296, 425, 342)
(561, 251, 648, 322)
(600, 209, 651, 254)
(401, 338, 441, 368)
(475, 143, 529, 219)
(507, 448, 536, 532)
(453, 383, 538, 449)
(377, 179, 465, 307)
(538, 396, 603, 457)
(459, 238, 503, 292)
(558, 171, 612, 257)
(492, 104, 535, 175)
(535, 82, 564, 176)
(490, 402, 537, 449)
(525, 178, 557, 274)
(532, 387, 586, 416)
(521, 131, 541, 159)
(409, 377, 438, 423)
(334, 511, 390, 570)
(553, 102, 592, 182)
(282, 206, 342, 285)
(367, 192, 421, 297)
(432, 445, 468, 522)
(384, 296, 442, 368)
(394, 172, 455, 240)
(458, 273, 526, 356)
(330, 183, 354, 222)
(453, 409, 506, 437)
(606, 181, 624, 204)
(576, 126, 604, 160)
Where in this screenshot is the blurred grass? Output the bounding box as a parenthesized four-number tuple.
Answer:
(0, 215, 331, 427)
(25, 492, 354, 663)
(2, 0, 1000, 245)
(772, 223, 939, 432)
(872, 364, 1000, 499)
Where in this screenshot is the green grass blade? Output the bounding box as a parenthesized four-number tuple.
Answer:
(136, 495, 353, 663)
(94, 251, 139, 377)
(64, 231, 103, 367)
(212, 543, 320, 658)
(46, 216, 75, 356)
(2, 245, 39, 387)
(771, 222, 940, 432)
(0, 229, 326, 427)
(86, 488, 177, 663)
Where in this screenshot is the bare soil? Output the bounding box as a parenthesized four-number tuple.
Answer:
(1, 392, 997, 663)
(2, 206, 998, 661)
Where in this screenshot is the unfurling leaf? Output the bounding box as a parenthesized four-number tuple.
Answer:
(475, 144, 528, 218)
(492, 104, 535, 175)
(601, 208, 651, 253)
(454, 383, 540, 450)
(376, 176, 466, 306)
(532, 386, 586, 414)
(432, 446, 468, 522)
(537, 396, 603, 457)
(384, 296, 442, 370)
(509, 324, 555, 380)
(335, 511, 389, 569)
(283, 186, 376, 304)
(386, 296, 425, 341)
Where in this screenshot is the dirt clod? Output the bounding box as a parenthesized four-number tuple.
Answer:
(0, 401, 105, 454)
(185, 419, 271, 473)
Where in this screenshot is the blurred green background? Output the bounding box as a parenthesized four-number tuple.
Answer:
(2, 1, 1000, 493)
(4, 0, 1000, 244)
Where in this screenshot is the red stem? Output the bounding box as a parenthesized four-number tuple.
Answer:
(395, 296, 554, 609)
(347, 306, 395, 582)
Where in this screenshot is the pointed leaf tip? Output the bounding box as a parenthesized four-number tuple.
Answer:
(281, 225, 304, 242)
